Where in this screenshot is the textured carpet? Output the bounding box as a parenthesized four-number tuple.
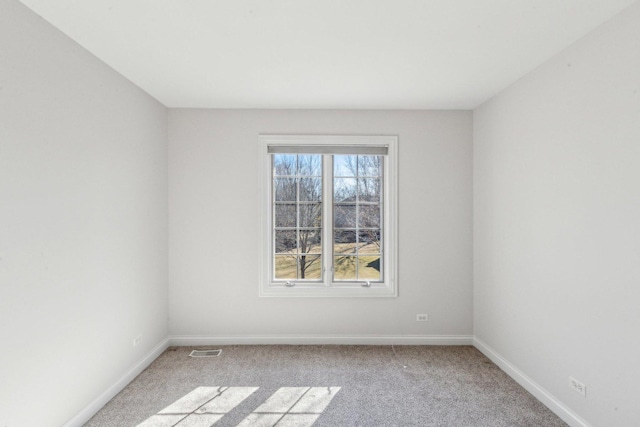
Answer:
(85, 345, 567, 427)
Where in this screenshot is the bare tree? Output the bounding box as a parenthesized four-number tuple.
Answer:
(274, 155, 322, 279)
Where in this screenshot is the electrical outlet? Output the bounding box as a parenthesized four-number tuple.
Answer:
(133, 334, 142, 347)
(569, 376, 586, 397)
(416, 314, 428, 322)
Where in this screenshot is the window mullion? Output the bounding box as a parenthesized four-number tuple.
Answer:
(270, 155, 276, 282)
(355, 155, 360, 281)
(295, 156, 300, 279)
(322, 154, 333, 286)
(380, 158, 385, 280)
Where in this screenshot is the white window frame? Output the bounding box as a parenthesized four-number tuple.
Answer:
(259, 135, 398, 297)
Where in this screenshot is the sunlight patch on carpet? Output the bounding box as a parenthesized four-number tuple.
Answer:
(238, 387, 341, 427)
(137, 386, 256, 426)
(137, 386, 340, 427)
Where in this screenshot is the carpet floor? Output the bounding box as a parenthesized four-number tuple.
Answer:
(85, 345, 567, 427)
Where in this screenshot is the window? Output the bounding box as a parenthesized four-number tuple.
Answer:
(260, 135, 398, 297)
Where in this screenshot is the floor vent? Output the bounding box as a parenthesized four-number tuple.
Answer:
(189, 349, 222, 357)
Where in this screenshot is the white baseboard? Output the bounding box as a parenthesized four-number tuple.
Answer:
(473, 337, 590, 427)
(169, 334, 473, 346)
(61, 337, 170, 427)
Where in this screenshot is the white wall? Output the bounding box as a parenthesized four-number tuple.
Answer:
(169, 109, 472, 340)
(474, 3, 640, 426)
(12, 0, 640, 424)
(0, 1, 168, 426)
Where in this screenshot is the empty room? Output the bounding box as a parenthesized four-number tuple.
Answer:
(1, 0, 639, 426)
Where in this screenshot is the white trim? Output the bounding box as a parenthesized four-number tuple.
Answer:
(169, 335, 473, 346)
(61, 337, 170, 427)
(473, 337, 591, 427)
(257, 286, 397, 298)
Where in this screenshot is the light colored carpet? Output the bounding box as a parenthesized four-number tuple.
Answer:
(85, 345, 566, 426)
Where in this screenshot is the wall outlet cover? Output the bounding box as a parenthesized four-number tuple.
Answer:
(569, 376, 586, 397)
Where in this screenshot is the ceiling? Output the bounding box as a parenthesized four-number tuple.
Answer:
(19, 0, 637, 109)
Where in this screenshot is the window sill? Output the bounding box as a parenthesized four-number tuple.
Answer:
(259, 283, 398, 298)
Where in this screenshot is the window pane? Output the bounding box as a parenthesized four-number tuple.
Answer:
(334, 204, 356, 228)
(274, 154, 297, 176)
(299, 178, 322, 201)
(274, 178, 297, 201)
(358, 178, 381, 202)
(273, 153, 324, 282)
(269, 148, 389, 288)
(358, 204, 380, 228)
(334, 155, 356, 177)
(298, 155, 322, 176)
(358, 230, 381, 249)
(275, 230, 297, 254)
(334, 230, 357, 254)
(298, 255, 321, 279)
(334, 255, 357, 280)
(298, 229, 321, 254)
(358, 155, 382, 177)
(299, 203, 322, 227)
(275, 255, 297, 279)
(275, 204, 296, 227)
(334, 178, 357, 202)
(359, 256, 381, 280)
